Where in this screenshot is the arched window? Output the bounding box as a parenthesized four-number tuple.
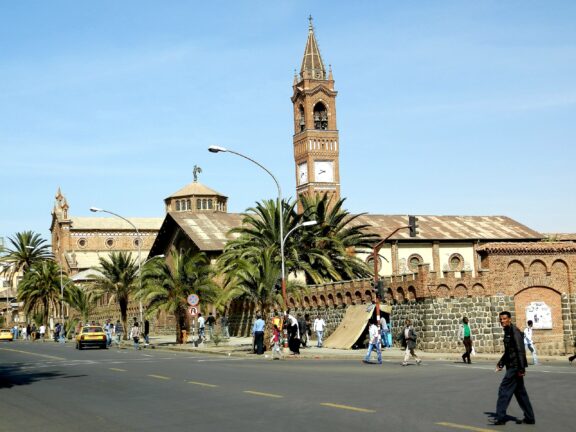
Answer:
(196, 199, 201, 210)
(186, 199, 191, 210)
(313, 102, 328, 130)
(202, 199, 207, 209)
(298, 105, 305, 132)
(176, 201, 181, 211)
(208, 199, 213, 209)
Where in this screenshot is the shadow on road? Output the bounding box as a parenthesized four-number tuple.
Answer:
(0, 364, 86, 390)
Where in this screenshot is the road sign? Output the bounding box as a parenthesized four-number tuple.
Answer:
(187, 294, 199, 306)
(188, 306, 198, 316)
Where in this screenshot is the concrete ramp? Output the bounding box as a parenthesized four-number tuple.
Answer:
(324, 304, 376, 349)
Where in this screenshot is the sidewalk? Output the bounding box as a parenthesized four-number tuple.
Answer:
(125, 335, 570, 364)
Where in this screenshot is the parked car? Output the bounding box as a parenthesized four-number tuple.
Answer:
(0, 328, 14, 341)
(75, 326, 107, 350)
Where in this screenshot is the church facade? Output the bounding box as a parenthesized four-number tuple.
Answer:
(48, 19, 576, 355)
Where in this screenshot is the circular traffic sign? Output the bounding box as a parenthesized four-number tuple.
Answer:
(187, 294, 199, 306)
(188, 306, 198, 316)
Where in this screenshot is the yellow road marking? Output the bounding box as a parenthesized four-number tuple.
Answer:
(0, 347, 64, 360)
(188, 381, 218, 388)
(320, 403, 375, 413)
(109, 368, 126, 372)
(147, 374, 171, 380)
(436, 422, 496, 432)
(243, 390, 283, 398)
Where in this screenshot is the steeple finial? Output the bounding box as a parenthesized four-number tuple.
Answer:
(300, 16, 326, 80)
(193, 165, 202, 182)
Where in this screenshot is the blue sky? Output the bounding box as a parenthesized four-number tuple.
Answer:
(1, 0, 575, 243)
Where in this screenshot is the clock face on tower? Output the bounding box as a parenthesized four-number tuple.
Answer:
(314, 160, 334, 182)
(298, 162, 308, 185)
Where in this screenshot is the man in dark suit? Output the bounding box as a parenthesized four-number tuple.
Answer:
(491, 311, 535, 426)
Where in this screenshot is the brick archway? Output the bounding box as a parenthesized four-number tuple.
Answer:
(514, 286, 563, 355)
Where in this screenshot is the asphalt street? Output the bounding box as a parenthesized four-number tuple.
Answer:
(0, 341, 574, 432)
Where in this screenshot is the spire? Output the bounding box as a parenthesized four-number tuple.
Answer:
(300, 16, 326, 80)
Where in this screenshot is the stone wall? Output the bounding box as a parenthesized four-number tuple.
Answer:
(390, 296, 514, 354)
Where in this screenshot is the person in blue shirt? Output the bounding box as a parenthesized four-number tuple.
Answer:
(252, 313, 266, 355)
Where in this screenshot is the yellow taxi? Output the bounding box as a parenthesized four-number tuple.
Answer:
(0, 328, 14, 341)
(75, 325, 107, 350)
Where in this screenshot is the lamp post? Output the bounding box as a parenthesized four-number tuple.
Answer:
(90, 207, 144, 325)
(208, 145, 289, 306)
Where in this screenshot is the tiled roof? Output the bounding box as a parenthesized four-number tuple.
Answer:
(477, 242, 576, 254)
(353, 215, 542, 241)
(150, 212, 244, 255)
(70, 217, 163, 231)
(166, 181, 226, 200)
(543, 233, 576, 241)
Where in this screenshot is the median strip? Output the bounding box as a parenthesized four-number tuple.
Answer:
(436, 422, 496, 432)
(147, 374, 171, 380)
(243, 390, 283, 398)
(109, 368, 127, 372)
(188, 381, 218, 388)
(320, 403, 375, 413)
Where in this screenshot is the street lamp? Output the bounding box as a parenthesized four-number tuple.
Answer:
(90, 207, 144, 325)
(208, 145, 288, 306)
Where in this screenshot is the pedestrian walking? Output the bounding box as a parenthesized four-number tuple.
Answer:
(144, 319, 150, 346)
(26, 324, 31, 341)
(220, 314, 230, 338)
(197, 313, 205, 341)
(490, 311, 535, 426)
(114, 320, 124, 345)
(363, 318, 382, 364)
(104, 319, 113, 347)
(130, 321, 141, 350)
(39, 324, 46, 341)
(458, 316, 473, 364)
(21, 325, 27, 341)
(270, 324, 282, 360)
(523, 320, 539, 365)
(252, 313, 265, 355)
(206, 312, 216, 340)
(400, 319, 421, 366)
(380, 316, 390, 348)
(297, 313, 308, 348)
(285, 310, 300, 355)
(313, 315, 326, 347)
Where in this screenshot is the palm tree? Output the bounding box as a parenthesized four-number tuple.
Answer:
(92, 252, 138, 339)
(18, 260, 62, 326)
(139, 250, 218, 343)
(0, 231, 52, 274)
(66, 284, 98, 323)
(294, 193, 379, 283)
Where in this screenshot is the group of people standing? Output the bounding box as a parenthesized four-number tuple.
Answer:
(251, 310, 327, 358)
(10, 323, 48, 341)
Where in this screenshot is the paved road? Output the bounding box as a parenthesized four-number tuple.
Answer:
(0, 341, 574, 432)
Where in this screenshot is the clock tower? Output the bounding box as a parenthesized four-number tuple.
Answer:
(292, 17, 340, 207)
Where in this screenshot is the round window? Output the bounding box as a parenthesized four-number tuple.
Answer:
(407, 254, 423, 272)
(106, 238, 114, 248)
(77, 238, 87, 249)
(366, 255, 382, 272)
(449, 253, 464, 271)
(133, 238, 141, 248)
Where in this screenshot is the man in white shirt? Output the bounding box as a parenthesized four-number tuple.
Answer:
(363, 318, 382, 364)
(524, 320, 539, 365)
(313, 315, 326, 348)
(197, 313, 206, 341)
(39, 324, 46, 342)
